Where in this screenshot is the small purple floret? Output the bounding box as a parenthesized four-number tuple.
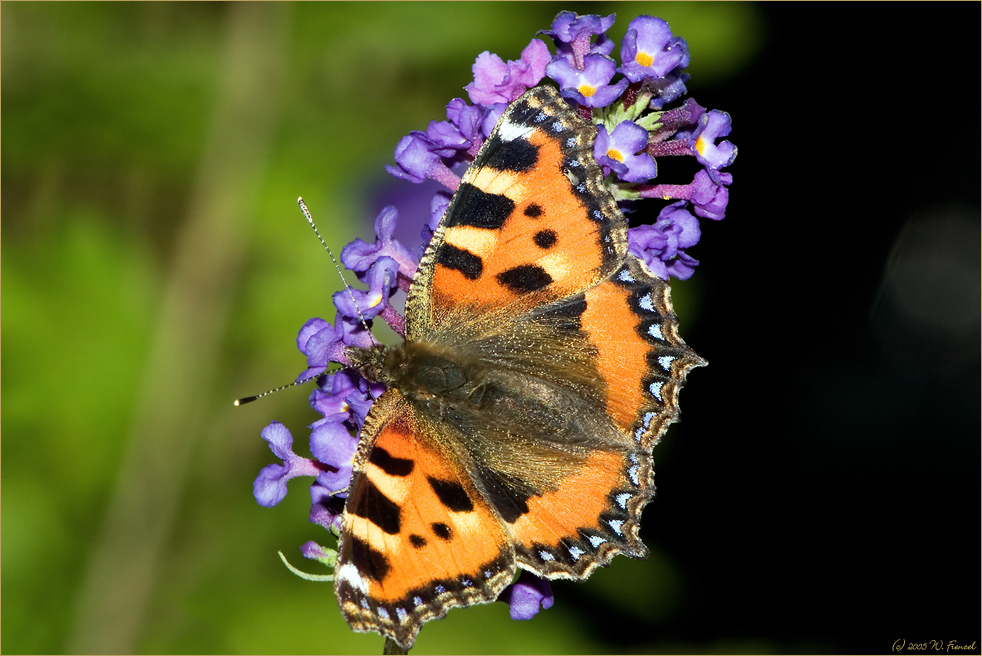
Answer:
(386, 133, 440, 184)
(628, 201, 702, 280)
(689, 169, 732, 220)
(422, 191, 452, 247)
(466, 39, 550, 107)
(546, 54, 628, 108)
(332, 256, 400, 320)
(309, 483, 345, 534)
(543, 11, 615, 68)
(498, 572, 555, 620)
(445, 97, 485, 154)
(619, 16, 689, 83)
(595, 120, 658, 183)
(254, 422, 324, 507)
(295, 315, 370, 380)
(309, 418, 358, 493)
(647, 70, 691, 110)
(301, 539, 337, 564)
(687, 109, 737, 183)
(638, 169, 732, 221)
(649, 98, 705, 143)
(341, 206, 417, 278)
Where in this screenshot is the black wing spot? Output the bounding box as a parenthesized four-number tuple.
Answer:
(409, 534, 427, 549)
(436, 243, 483, 280)
(368, 447, 414, 477)
(485, 484, 531, 524)
(535, 294, 587, 331)
(497, 264, 553, 294)
(431, 522, 452, 541)
(445, 183, 515, 229)
(524, 203, 543, 218)
(348, 534, 391, 581)
(483, 134, 539, 172)
(427, 477, 475, 513)
(349, 477, 401, 535)
(533, 229, 558, 249)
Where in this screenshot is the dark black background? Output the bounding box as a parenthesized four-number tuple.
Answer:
(556, 4, 980, 653)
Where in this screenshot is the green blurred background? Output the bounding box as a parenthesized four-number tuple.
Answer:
(4, 3, 979, 655)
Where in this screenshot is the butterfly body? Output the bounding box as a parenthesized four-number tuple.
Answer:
(337, 86, 704, 648)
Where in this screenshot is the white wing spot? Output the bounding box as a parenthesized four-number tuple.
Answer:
(497, 118, 534, 143)
(588, 535, 607, 548)
(639, 293, 655, 311)
(658, 355, 676, 371)
(336, 563, 369, 594)
(608, 519, 625, 535)
(539, 550, 555, 561)
(648, 323, 664, 340)
(616, 493, 632, 509)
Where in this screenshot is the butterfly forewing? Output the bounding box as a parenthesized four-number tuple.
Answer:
(407, 86, 628, 335)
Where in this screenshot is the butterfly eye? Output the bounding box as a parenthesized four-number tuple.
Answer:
(562, 167, 579, 187)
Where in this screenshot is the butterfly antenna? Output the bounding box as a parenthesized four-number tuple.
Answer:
(233, 373, 322, 406)
(297, 197, 376, 342)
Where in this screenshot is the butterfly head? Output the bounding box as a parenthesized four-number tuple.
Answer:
(345, 344, 390, 385)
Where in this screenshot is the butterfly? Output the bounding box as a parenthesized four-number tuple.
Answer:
(336, 85, 704, 649)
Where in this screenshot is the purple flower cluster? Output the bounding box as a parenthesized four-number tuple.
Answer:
(254, 11, 734, 625)
(384, 11, 734, 281)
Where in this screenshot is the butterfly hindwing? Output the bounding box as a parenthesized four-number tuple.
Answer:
(581, 257, 706, 447)
(336, 390, 516, 648)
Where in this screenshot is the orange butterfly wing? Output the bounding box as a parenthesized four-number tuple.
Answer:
(336, 391, 515, 648)
(406, 86, 625, 334)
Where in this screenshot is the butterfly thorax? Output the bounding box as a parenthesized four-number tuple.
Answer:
(347, 341, 494, 411)
(346, 319, 637, 488)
